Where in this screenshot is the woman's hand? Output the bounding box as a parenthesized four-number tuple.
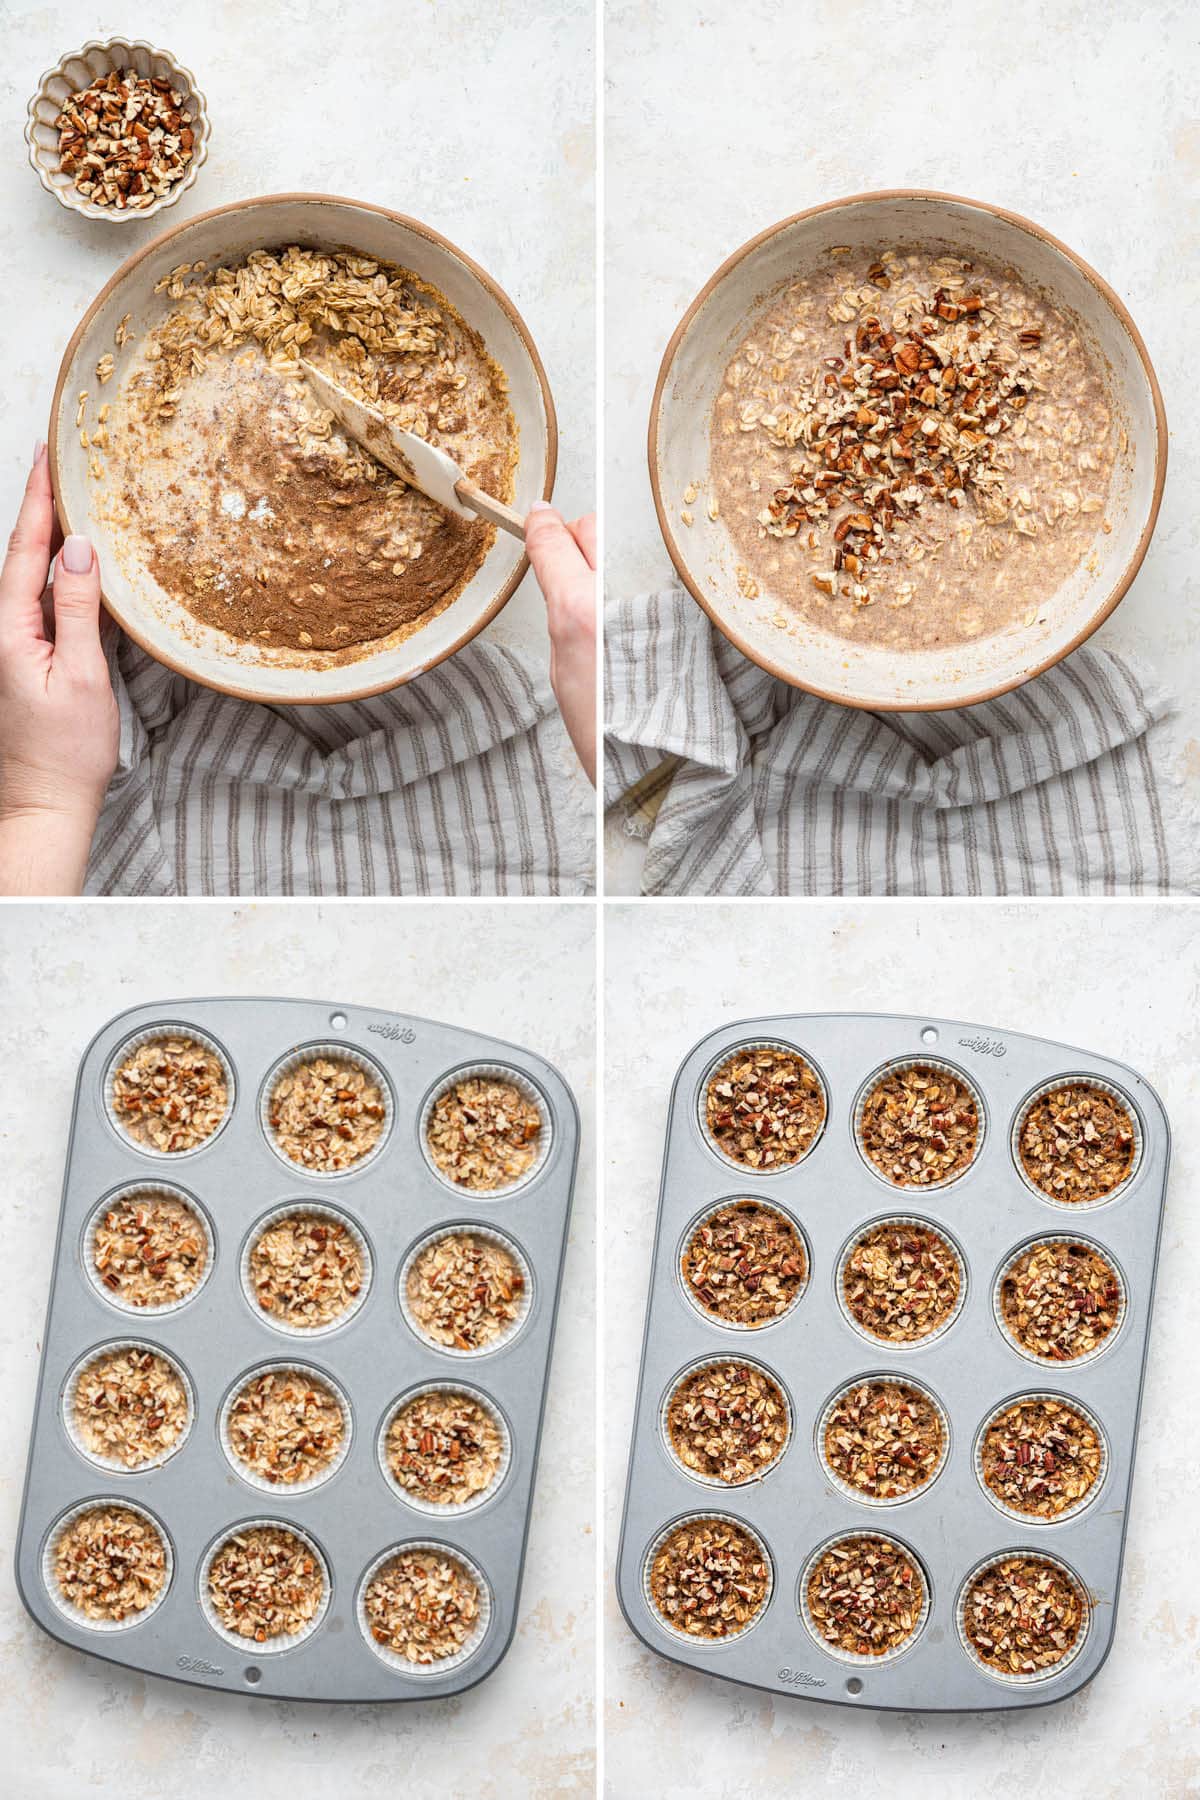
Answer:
(0, 442, 118, 895)
(525, 502, 596, 784)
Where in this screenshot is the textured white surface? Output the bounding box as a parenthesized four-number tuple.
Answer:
(0, 0, 593, 675)
(0, 901, 595, 1799)
(604, 0, 1200, 893)
(604, 901, 1200, 1798)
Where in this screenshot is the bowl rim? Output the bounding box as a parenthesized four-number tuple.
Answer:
(647, 187, 1168, 712)
(49, 190, 558, 705)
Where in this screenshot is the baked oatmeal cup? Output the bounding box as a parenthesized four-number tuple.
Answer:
(663, 1358, 791, 1486)
(422, 1065, 547, 1195)
(107, 1027, 231, 1155)
(1014, 1078, 1140, 1206)
(996, 1236, 1125, 1365)
(645, 1514, 773, 1643)
(679, 1198, 809, 1329)
(244, 1204, 371, 1335)
(264, 1046, 390, 1175)
(958, 1551, 1089, 1682)
(856, 1058, 982, 1188)
(359, 1542, 491, 1672)
(202, 1521, 329, 1650)
(66, 1341, 193, 1471)
(838, 1217, 966, 1347)
(86, 1183, 212, 1313)
(819, 1375, 949, 1504)
(402, 1226, 531, 1355)
(222, 1364, 350, 1492)
(976, 1393, 1105, 1522)
(702, 1042, 826, 1172)
(801, 1531, 929, 1663)
(48, 1499, 172, 1629)
(381, 1384, 509, 1511)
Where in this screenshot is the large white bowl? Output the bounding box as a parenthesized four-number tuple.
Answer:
(50, 194, 556, 704)
(650, 191, 1166, 712)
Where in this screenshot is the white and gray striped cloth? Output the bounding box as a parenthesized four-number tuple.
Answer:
(606, 587, 1190, 897)
(87, 635, 593, 896)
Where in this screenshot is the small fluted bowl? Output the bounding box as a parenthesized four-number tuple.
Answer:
(26, 38, 210, 224)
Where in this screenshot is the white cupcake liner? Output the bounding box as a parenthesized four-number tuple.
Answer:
(241, 1202, 373, 1339)
(675, 1196, 811, 1334)
(220, 1361, 353, 1496)
(63, 1338, 195, 1475)
(853, 1055, 986, 1192)
(82, 1181, 215, 1317)
(198, 1517, 331, 1655)
(835, 1214, 969, 1351)
(356, 1539, 493, 1676)
(659, 1354, 793, 1489)
(697, 1039, 829, 1177)
(43, 1496, 173, 1633)
(816, 1371, 951, 1509)
(377, 1381, 512, 1516)
(419, 1062, 553, 1199)
(399, 1223, 534, 1359)
(993, 1233, 1128, 1370)
(260, 1041, 393, 1179)
(642, 1510, 774, 1646)
(104, 1022, 235, 1160)
(973, 1389, 1109, 1526)
(799, 1529, 931, 1667)
(1010, 1074, 1144, 1210)
(956, 1548, 1091, 1685)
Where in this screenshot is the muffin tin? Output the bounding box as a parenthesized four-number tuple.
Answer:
(16, 998, 578, 1702)
(617, 1013, 1168, 1711)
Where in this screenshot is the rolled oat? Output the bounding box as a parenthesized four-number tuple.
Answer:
(806, 1534, 924, 1658)
(249, 1211, 364, 1329)
(73, 1346, 188, 1469)
(227, 1369, 345, 1486)
(92, 1189, 208, 1307)
(823, 1378, 945, 1500)
(962, 1554, 1084, 1675)
(54, 1505, 167, 1622)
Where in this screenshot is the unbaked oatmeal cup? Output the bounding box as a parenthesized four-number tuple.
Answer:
(200, 1520, 330, 1652)
(358, 1541, 492, 1674)
(379, 1383, 511, 1514)
(262, 1044, 391, 1176)
(678, 1197, 810, 1330)
(420, 1063, 550, 1196)
(45, 1498, 172, 1631)
(818, 1374, 950, 1506)
(401, 1225, 532, 1357)
(64, 1340, 194, 1472)
(105, 1024, 233, 1156)
(242, 1203, 372, 1336)
(995, 1235, 1126, 1367)
(661, 1356, 792, 1487)
(1012, 1076, 1142, 1207)
(643, 1513, 773, 1644)
(700, 1041, 827, 1173)
(84, 1181, 214, 1314)
(800, 1531, 930, 1664)
(957, 1550, 1089, 1683)
(221, 1362, 351, 1494)
(837, 1216, 967, 1348)
(975, 1393, 1107, 1524)
(855, 1057, 984, 1189)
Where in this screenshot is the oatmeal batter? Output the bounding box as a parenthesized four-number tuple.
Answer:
(710, 246, 1120, 651)
(100, 246, 517, 660)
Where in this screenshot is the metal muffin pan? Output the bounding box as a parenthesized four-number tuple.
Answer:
(17, 997, 578, 1702)
(617, 1012, 1168, 1712)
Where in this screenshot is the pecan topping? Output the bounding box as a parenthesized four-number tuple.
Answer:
(666, 1362, 789, 1485)
(364, 1550, 481, 1663)
(249, 1211, 364, 1329)
(980, 1397, 1102, 1518)
(228, 1370, 345, 1485)
(111, 1035, 227, 1153)
(842, 1222, 961, 1343)
(426, 1076, 541, 1191)
(859, 1063, 979, 1186)
(1000, 1240, 1122, 1361)
(55, 69, 194, 211)
(207, 1526, 323, 1643)
(54, 1506, 167, 1622)
(406, 1232, 525, 1352)
(648, 1518, 769, 1640)
(92, 1190, 207, 1307)
(681, 1200, 807, 1327)
(823, 1379, 944, 1500)
(268, 1056, 385, 1172)
(73, 1346, 189, 1468)
(705, 1047, 825, 1170)
(386, 1391, 504, 1506)
(1018, 1083, 1136, 1203)
(963, 1555, 1084, 1675)
(806, 1535, 924, 1658)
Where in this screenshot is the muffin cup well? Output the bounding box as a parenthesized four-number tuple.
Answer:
(43, 1497, 173, 1633)
(198, 1518, 331, 1655)
(642, 1511, 774, 1646)
(82, 1181, 215, 1316)
(219, 1361, 353, 1496)
(798, 1530, 932, 1666)
(835, 1214, 969, 1351)
(973, 1390, 1109, 1526)
(956, 1548, 1091, 1685)
(659, 1354, 793, 1489)
(260, 1042, 393, 1179)
(356, 1540, 493, 1676)
(816, 1372, 951, 1509)
(675, 1196, 811, 1333)
(853, 1055, 986, 1192)
(399, 1223, 534, 1359)
(1010, 1074, 1144, 1210)
(419, 1062, 552, 1198)
(104, 1022, 234, 1159)
(241, 1203, 373, 1339)
(697, 1039, 829, 1176)
(63, 1338, 194, 1475)
(992, 1233, 1128, 1370)
(377, 1381, 512, 1515)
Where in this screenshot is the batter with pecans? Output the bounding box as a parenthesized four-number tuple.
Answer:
(709, 246, 1120, 652)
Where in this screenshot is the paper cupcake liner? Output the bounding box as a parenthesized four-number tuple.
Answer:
(419, 1061, 553, 1199)
(399, 1222, 534, 1359)
(356, 1539, 493, 1676)
(816, 1371, 951, 1509)
(955, 1548, 1091, 1685)
(992, 1233, 1128, 1370)
(219, 1361, 353, 1496)
(260, 1041, 394, 1179)
(658, 1354, 793, 1490)
(973, 1389, 1109, 1526)
(696, 1039, 829, 1177)
(675, 1196, 811, 1334)
(63, 1338, 195, 1475)
(1010, 1074, 1144, 1210)
(104, 1022, 235, 1160)
(377, 1381, 512, 1516)
(835, 1214, 969, 1352)
(198, 1517, 331, 1655)
(641, 1510, 774, 1646)
(43, 1496, 173, 1633)
(798, 1529, 932, 1667)
(853, 1054, 987, 1192)
(82, 1181, 215, 1317)
(241, 1202, 373, 1339)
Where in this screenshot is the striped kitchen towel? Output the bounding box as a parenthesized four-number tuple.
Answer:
(87, 636, 593, 896)
(605, 587, 1192, 897)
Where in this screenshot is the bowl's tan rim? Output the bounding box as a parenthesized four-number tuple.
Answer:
(49, 191, 558, 706)
(647, 188, 1168, 713)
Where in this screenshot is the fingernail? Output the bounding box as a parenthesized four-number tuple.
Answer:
(528, 499, 554, 514)
(33, 439, 47, 465)
(62, 534, 93, 573)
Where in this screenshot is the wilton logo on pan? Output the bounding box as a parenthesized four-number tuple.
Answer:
(778, 1667, 826, 1689)
(177, 1654, 224, 1676)
(958, 1033, 1007, 1058)
(366, 1022, 417, 1044)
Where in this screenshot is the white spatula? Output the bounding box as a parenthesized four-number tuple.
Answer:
(301, 359, 526, 540)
